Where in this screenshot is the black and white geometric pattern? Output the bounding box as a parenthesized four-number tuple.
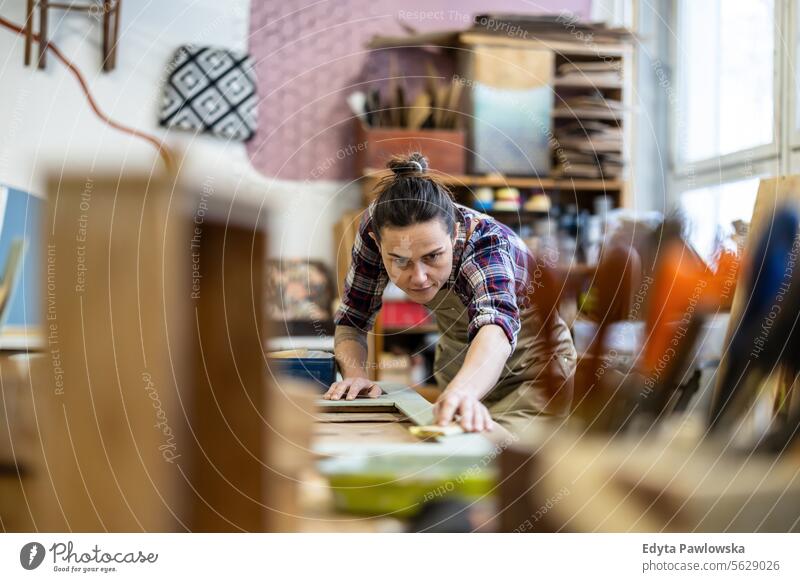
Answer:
(159, 45, 258, 142)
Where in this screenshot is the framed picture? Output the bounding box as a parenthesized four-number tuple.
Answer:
(0, 185, 43, 350)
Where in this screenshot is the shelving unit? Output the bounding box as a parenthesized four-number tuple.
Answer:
(361, 168, 623, 237)
(361, 169, 625, 195)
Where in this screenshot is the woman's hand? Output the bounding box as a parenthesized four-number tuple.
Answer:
(434, 388, 494, 432)
(323, 377, 382, 400)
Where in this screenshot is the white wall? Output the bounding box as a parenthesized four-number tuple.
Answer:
(0, 0, 370, 269)
(260, 177, 362, 266)
(0, 0, 256, 190)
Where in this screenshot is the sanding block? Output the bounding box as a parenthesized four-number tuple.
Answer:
(409, 424, 464, 438)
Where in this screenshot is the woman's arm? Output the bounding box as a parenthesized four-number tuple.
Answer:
(435, 324, 512, 430)
(324, 325, 381, 400)
(440, 230, 521, 431)
(333, 325, 370, 379)
(326, 207, 386, 401)
(447, 324, 512, 398)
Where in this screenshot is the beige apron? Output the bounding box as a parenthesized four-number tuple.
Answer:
(424, 248, 577, 435)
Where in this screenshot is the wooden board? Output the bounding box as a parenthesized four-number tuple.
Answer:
(24, 174, 187, 532)
(314, 382, 494, 457)
(333, 209, 364, 298)
(313, 422, 418, 445)
(316, 382, 435, 426)
(314, 412, 404, 423)
(472, 44, 553, 90)
(1, 173, 310, 533)
(712, 175, 800, 427)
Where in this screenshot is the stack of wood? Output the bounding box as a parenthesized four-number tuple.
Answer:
(553, 120, 624, 178)
(470, 13, 633, 44)
(553, 93, 624, 119)
(556, 60, 623, 86)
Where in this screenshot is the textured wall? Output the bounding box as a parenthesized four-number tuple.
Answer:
(247, 0, 592, 181)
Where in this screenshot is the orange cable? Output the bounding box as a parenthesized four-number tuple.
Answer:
(0, 14, 174, 170)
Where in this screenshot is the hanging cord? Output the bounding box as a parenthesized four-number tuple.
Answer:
(0, 14, 175, 171)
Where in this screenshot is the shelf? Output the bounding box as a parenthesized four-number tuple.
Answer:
(458, 33, 631, 57)
(483, 208, 550, 215)
(363, 169, 623, 191)
(552, 109, 623, 121)
(554, 80, 623, 90)
(367, 31, 631, 58)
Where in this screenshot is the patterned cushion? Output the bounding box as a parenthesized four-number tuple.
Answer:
(159, 45, 258, 141)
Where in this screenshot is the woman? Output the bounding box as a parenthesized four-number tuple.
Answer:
(325, 153, 576, 434)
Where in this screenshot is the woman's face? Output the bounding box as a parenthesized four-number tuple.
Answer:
(371, 219, 455, 304)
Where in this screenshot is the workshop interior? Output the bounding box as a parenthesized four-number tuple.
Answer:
(2, 0, 800, 541)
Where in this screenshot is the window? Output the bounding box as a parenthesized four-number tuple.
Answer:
(679, 178, 760, 261)
(675, 0, 776, 165)
(671, 0, 785, 260)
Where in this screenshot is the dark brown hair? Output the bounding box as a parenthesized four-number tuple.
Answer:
(371, 152, 456, 240)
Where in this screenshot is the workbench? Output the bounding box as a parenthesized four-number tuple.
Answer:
(302, 381, 507, 529)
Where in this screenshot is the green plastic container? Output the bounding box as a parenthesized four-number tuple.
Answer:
(318, 454, 496, 517)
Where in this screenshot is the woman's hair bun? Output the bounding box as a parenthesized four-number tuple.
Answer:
(387, 152, 428, 177)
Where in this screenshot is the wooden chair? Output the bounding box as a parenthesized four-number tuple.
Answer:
(24, 0, 122, 71)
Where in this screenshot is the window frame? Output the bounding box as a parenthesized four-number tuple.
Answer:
(788, 0, 800, 164)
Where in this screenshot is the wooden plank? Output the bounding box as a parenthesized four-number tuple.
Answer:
(317, 382, 434, 426)
(712, 176, 800, 428)
(318, 398, 397, 410)
(316, 404, 399, 414)
(15, 173, 299, 532)
(365, 31, 631, 57)
(27, 174, 186, 531)
(333, 209, 364, 298)
(0, 354, 36, 531)
(315, 382, 492, 457)
(263, 380, 317, 532)
(473, 44, 553, 90)
(314, 412, 404, 423)
(389, 385, 437, 426)
(313, 422, 418, 445)
(186, 212, 268, 531)
(458, 33, 631, 57)
(554, 80, 623, 90)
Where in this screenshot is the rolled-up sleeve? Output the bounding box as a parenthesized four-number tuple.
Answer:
(333, 208, 387, 332)
(460, 235, 520, 350)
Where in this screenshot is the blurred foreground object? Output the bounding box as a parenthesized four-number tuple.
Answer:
(710, 176, 800, 450)
(0, 172, 315, 531)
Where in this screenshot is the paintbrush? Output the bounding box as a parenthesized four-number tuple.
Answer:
(442, 78, 463, 129)
(389, 54, 407, 127)
(406, 92, 431, 130)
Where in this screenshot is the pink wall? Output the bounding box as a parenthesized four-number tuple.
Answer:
(247, 1, 592, 181)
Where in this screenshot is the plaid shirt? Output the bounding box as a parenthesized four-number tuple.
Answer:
(334, 203, 534, 351)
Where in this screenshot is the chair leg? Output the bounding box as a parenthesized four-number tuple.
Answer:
(109, 0, 121, 70)
(24, 0, 35, 66)
(102, 0, 111, 71)
(37, 0, 47, 69)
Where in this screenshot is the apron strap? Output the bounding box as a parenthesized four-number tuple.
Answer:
(464, 216, 480, 243)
